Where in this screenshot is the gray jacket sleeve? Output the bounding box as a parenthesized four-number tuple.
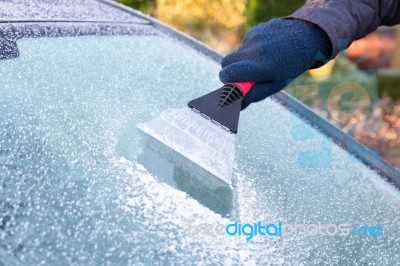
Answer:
(288, 0, 400, 58)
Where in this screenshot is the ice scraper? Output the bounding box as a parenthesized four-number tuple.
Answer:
(138, 81, 255, 186)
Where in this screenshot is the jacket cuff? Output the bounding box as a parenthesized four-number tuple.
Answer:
(285, 5, 350, 59)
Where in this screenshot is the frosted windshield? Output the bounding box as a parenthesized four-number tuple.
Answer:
(0, 35, 399, 265)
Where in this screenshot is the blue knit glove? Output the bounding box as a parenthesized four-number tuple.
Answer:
(219, 18, 331, 109)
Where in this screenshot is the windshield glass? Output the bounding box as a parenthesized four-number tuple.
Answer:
(0, 34, 399, 265)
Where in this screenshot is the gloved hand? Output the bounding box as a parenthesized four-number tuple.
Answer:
(219, 18, 332, 109)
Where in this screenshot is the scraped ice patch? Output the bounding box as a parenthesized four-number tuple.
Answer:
(116, 158, 225, 222)
(108, 157, 285, 265)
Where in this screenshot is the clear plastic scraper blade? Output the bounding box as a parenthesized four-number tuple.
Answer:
(138, 107, 235, 185)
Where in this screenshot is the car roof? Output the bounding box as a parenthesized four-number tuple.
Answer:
(1, 0, 400, 186)
(0, 0, 147, 24)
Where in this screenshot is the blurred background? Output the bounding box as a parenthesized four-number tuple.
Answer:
(117, 0, 400, 169)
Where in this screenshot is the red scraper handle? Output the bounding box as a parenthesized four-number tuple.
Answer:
(233, 81, 255, 96)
